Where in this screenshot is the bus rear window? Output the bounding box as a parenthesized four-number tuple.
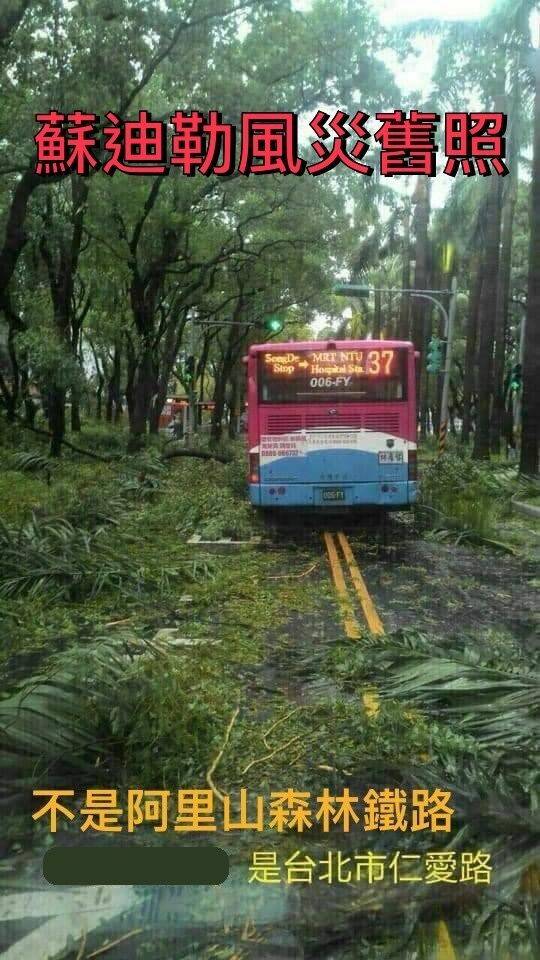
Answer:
(258, 348, 408, 403)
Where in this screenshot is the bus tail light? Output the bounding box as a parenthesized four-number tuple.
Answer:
(408, 450, 417, 481)
(249, 452, 259, 484)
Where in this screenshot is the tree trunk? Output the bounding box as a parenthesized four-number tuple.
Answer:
(397, 200, 411, 341)
(228, 368, 240, 440)
(40, 179, 89, 457)
(107, 341, 122, 423)
(0, 296, 23, 422)
(473, 178, 503, 460)
(374, 288, 382, 339)
(0, 168, 42, 307)
(96, 378, 104, 420)
(411, 179, 431, 428)
(491, 164, 517, 453)
(71, 391, 81, 432)
(127, 344, 156, 452)
(462, 254, 483, 446)
(521, 49, 540, 475)
(48, 386, 66, 458)
(21, 362, 36, 428)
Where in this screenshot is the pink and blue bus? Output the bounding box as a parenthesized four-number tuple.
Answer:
(246, 339, 417, 510)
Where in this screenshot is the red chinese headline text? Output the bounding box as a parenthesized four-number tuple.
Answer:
(34, 109, 509, 178)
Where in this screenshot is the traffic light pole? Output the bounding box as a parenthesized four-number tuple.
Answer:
(334, 279, 458, 454)
(438, 276, 458, 456)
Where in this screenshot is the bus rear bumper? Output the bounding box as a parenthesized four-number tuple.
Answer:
(249, 481, 417, 508)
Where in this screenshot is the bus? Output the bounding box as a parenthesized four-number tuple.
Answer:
(246, 339, 417, 510)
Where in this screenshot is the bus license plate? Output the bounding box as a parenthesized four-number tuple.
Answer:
(322, 488, 345, 502)
(378, 451, 404, 464)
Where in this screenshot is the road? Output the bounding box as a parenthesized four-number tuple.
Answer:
(1, 513, 538, 960)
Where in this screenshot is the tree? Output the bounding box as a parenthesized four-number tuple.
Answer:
(473, 177, 503, 460)
(521, 40, 540, 474)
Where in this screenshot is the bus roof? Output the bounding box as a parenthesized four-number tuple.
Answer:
(248, 339, 414, 354)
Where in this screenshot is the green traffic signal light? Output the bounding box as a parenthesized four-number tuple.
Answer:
(426, 336, 443, 374)
(264, 315, 285, 334)
(509, 362, 522, 392)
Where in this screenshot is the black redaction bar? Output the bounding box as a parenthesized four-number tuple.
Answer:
(43, 846, 229, 885)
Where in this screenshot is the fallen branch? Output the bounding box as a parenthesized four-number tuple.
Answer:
(11, 416, 113, 462)
(318, 763, 352, 776)
(241, 733, 303, 777)
(76, 930, 87, 960)
(161, 446, 232, 464)
(206, 703, 240, 804)
(263, 706, 303, 750)
(86, 929, 144, 959)
(266, 562, 318, 581)
(10, 415, 232, 465)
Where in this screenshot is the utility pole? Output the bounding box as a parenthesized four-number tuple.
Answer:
(438, 276, 458, 455)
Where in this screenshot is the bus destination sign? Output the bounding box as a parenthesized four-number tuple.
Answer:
(263, 349, 398, 380)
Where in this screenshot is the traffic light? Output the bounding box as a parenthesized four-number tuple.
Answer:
(263, 315, 284, 334)
(426, 336, 443, 373)
(510, 362, 522, 392)
(184, 355, 195, 382)
(333, 284, 371, 298)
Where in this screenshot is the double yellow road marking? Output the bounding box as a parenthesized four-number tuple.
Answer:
(323, 531, 384, 637)
(323, 529, 458, 960)
(323, 530, 383, 719)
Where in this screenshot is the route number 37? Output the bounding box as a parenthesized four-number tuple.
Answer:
(367, 350, 395, 375)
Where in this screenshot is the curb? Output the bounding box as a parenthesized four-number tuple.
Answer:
(187, 534, 263, 552)
(512, 498, 540, 520)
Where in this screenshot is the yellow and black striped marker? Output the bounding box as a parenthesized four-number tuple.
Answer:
(438, 418, 448, 456)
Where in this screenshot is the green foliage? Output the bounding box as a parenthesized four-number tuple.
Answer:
(10, 451, 55, 475)
(0, 632, 234, 807)
(0, 516, 145, 600)
(72, 424, 129, 455)
(418, 452, 503, 542)
(148, 452, 256, 541)
(16, 326, 82, 392)
(117, 471, 163, 501)
(343, 627, 540, 799)
(110, 650, 236, 784)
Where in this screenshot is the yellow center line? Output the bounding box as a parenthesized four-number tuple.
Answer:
(323, 531, 381, 718)
(435, 920, 457, 960)
(336, 532, 385, 635)
(322, 531, 458, 960)
(322, 532, 361, 640)
(361, 690, 380, 717)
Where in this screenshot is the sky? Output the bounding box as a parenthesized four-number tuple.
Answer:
(290, 0, 499, 329)
(291, 0, 501, 209)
